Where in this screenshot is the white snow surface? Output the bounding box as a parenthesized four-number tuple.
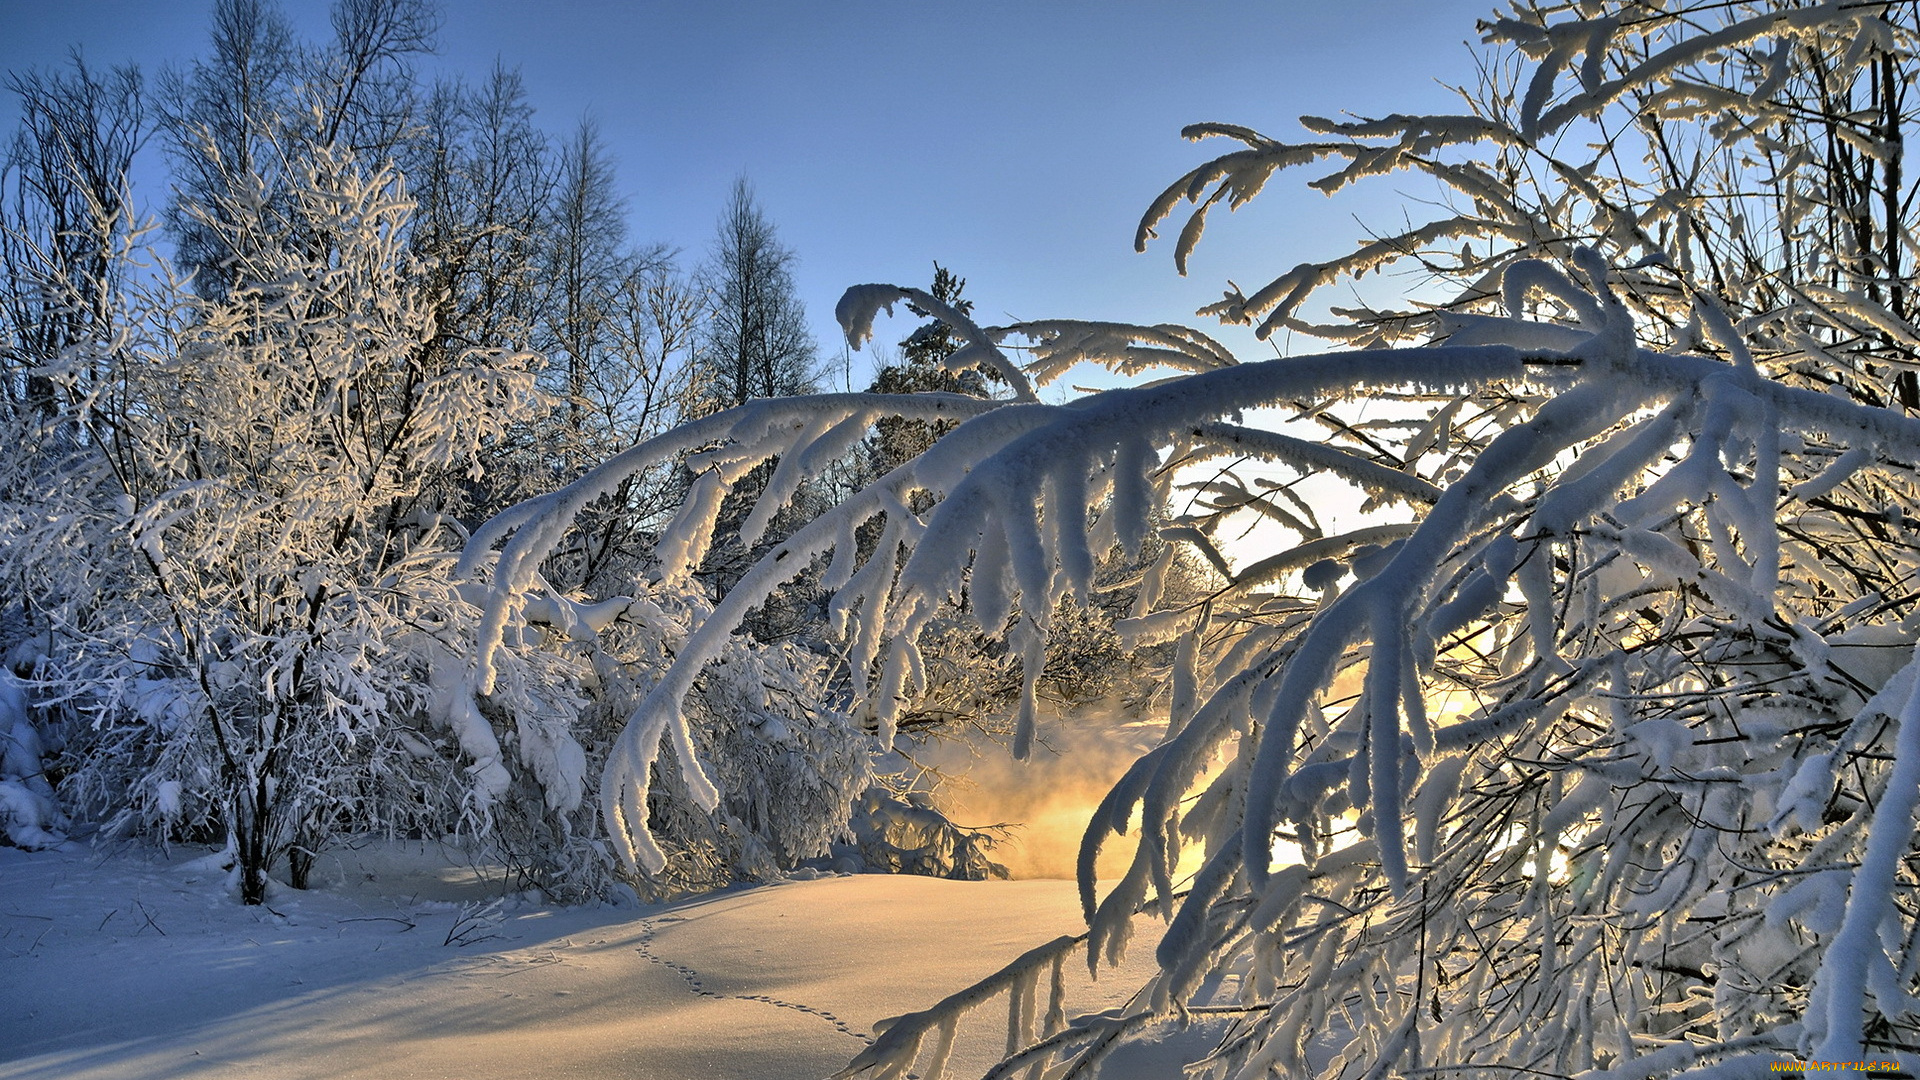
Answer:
(0, 843, 1189, 1080)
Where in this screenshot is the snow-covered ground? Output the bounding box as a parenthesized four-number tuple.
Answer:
(1, 842, 1199, 1080)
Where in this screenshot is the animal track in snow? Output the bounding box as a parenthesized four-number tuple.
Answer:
(635, 919, 872, 1045)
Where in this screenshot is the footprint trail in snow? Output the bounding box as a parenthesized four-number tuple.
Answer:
(635, 918, 873, 1045)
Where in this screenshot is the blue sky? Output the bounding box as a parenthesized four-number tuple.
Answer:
(0, 1, 1493, 383)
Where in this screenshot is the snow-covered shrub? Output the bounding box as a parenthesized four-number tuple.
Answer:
(845, 788, 1007, 881)
(601, 600, 872, 896)
(680, 640, 872, 875)
(885, 577, 1166, 737)
(468, 2, 1920, 1075)
(0, 671, 64, 849)
(481, 575, 876, 899)
(0, 145, 572, 903)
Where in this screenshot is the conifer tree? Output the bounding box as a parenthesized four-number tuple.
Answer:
(865, 263, 992, 479)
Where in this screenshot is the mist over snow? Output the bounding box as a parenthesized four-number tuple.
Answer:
(907, 711, 1198, 882)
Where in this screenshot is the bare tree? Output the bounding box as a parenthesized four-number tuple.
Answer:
(157, 0, 436, 295)
(0, 52, 144, 422)
(694, 176, 817, 411)
(313, 0, 438, 154)
(542, 118, 633, 449)
(155, 0, 299, 290)
(531, 120, 708, 590)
